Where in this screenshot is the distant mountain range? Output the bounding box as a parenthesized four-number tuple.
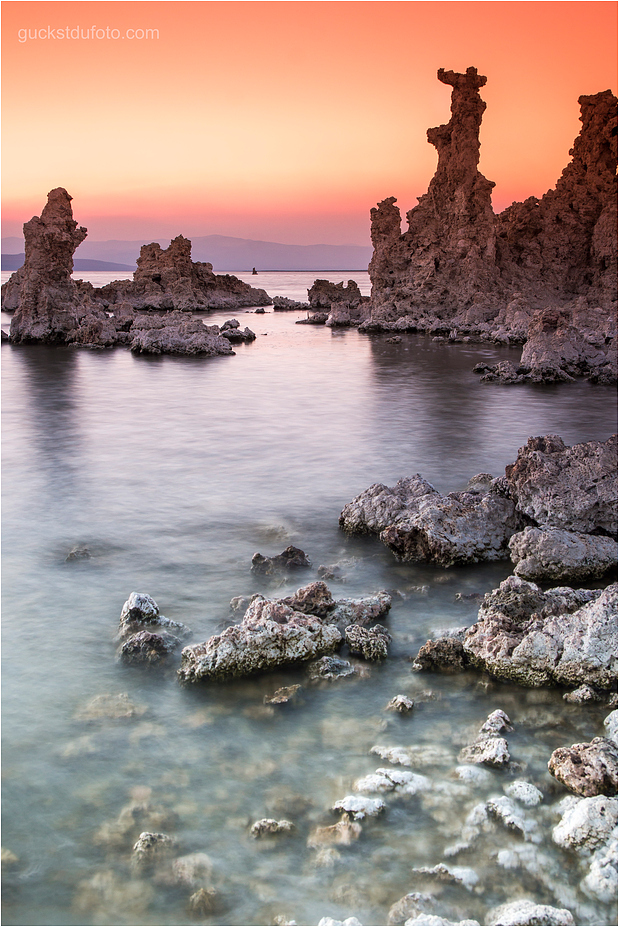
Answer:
(1, 254, 134, 272)
(1, 234, 372, 273)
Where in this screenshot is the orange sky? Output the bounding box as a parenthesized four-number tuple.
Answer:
(2, 1, 617, 245)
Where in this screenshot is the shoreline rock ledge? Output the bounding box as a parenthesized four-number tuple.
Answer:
(339, 434, 617, 579)
(363, 66, 617, 384)
(1, 188, 269, 353)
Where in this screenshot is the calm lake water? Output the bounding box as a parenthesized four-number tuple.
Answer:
(2, 271, 617, 926)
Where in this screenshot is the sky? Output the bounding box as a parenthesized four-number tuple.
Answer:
(2, 1, 617, 246)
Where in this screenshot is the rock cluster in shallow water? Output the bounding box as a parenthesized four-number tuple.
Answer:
(1, 190, 269, 352)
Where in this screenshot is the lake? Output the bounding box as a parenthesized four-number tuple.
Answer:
(1, 270, 617, 926)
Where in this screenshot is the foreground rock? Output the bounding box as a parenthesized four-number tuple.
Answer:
(462, 577, 617, 689)
(340, 435, 617, 576)
(251, 546, 311, 575)
(509, 526, 617, 583)
(485, 900, 574, 926)
(548, 738, 618, 797)
(364, 66, 617, 383)
(178, 597, 342, 682)
(339, 474, 524, 567)
(502, 434, 618, 537)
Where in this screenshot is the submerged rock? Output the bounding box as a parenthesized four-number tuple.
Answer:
(386, 695, 414, 713)
(131, 831, 176, 872)
(118, 630, 183, 665)
(75, 692, 147, 721)
(249, 818, 294, 838)
(307, 656, 355, 682)
(485, 900, 575, 926)
(307, 815, 362, 848)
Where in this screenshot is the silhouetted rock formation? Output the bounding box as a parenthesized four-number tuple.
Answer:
(3, 188, 103, 344)
(1, 189, 268, 355)
(97, 236, 270, 311)
(365, 68, 618, 383)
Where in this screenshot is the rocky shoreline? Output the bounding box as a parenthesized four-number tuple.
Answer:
(92, 428, 618, 925)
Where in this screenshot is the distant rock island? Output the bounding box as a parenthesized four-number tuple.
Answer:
(361, 66, 617, 384)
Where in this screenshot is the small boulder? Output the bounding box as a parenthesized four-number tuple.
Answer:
(345, 624, 391, 661)
(548, 737, 618, 797)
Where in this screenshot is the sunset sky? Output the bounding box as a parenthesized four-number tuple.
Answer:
(2, 1, 617, 246)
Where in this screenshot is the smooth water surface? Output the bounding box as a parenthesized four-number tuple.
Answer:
(2, 280, 617, 926)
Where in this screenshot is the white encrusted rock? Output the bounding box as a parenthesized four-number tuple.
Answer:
(332, 795, 385, 820)
(552, 795, 618, 851)
(504, 780, 543, 806)
(458, 737, 510, 768)
(604, 709, 618, 745)
(486, 899, 574, 925)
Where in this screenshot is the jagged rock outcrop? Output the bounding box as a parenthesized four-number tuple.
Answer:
(340, 435, 617, 574)
(178, 581, 391, 682)
(548, 737, 618, 797)
(501, 434, 618, 538)
(2, 190, 270, 353)
(509, 526, 617, 583)
(365, 68, 618, 383)
(97, 236, 270, 311)
(305, 279, 370, 327)
(3, 188, 110, 344)
(462, 577, 617, 689)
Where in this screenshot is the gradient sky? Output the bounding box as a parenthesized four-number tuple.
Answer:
(2, 1, 617, 245)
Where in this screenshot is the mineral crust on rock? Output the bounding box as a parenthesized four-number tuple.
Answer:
(509, 526, 617, 583)
(340, 435, 617, 579)
(339, 474, 524, 567)
(502, 434, 618, 537)
(364, 67, 617, 383)
(178, 597, 342, 682)
(462, 577, 617, 689)
(485, 900, 575, 926)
